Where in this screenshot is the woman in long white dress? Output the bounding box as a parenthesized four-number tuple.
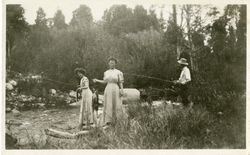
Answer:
(75, 68, 94, 130)
(93, 57, 125, 126)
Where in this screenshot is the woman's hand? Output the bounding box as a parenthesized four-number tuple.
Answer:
(119, 89, 124, 97)
(93, 79, 97, 83)
(93, 79, 107, 84)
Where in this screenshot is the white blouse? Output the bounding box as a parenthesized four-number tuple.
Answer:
(103, 69, 124, 84)
(178, 66, 191, 84)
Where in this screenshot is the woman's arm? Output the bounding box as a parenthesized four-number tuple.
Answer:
(93, 72, 107, 84)
(119, 82, 124, 96)
(118, 71, 124, 96)
(93, 79, 107, 84)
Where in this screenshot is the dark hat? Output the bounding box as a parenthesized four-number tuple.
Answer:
(108, 57, 118, 63)
(74, 68, 86, 75)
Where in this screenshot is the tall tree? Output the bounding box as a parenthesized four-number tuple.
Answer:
(53, 10, 67, 29)
(6, 5, 29, 67)
(102, 5, 134, 36)
(236, 5, 246, 65)
(70, 5, 93, 29)
(134, 5, 149, 31)
(172, 5, 178, 58)
(35, 7, 47, 27)
(27, 7, 51, 73)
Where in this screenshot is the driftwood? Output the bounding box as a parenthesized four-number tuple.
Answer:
(6, 120, 22, 126)
(44, 126, 110, 139)
(44, 128, 89, 139)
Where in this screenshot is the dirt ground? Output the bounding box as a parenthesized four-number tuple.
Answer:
(6, 102, 99, 148)
(5, 100, 174, 149)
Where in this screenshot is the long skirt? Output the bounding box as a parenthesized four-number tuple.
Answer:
(102, 83, 126, 125)
(79, 88, 94, 125)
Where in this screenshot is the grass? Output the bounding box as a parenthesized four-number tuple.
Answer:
(10, 92, 245, 149)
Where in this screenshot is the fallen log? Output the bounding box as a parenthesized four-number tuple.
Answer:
(44, 128, 90, 139)
(44, 125, 110, 139)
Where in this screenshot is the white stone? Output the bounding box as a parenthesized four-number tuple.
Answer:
(9, 80, 17, 86)
(6, 83, 13, 90)
(12, 109, 20, 115)
(69, 90, 77, 98)
(122, 88, 140, 104)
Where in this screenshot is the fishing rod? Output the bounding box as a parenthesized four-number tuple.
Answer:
(124, 73, 174, 84)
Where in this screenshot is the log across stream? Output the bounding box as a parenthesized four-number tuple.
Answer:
(44, 126, 110, 139)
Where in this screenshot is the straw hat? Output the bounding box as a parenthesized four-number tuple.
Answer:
(177, 58, 188, 65)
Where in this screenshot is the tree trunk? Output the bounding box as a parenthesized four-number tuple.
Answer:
(184, 5, 197, 71)
(7, 40, 11, 65)
(172, 5, 179, 59)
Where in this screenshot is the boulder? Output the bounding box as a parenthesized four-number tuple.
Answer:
(69, 90, 77, 98)
(12, 109, 21, 117)
(9, 80, 17, 86)
(49, 89, 57, 95)
(97, 88, 140, 105)
(6, 107, 12, 113)
(122, 88, 140, 104)
(6, 83, 14, 90)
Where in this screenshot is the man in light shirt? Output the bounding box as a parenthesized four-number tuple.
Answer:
(174, 58, 191, 107)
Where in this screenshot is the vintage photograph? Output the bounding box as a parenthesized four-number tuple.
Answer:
(4, 0, 246, 150)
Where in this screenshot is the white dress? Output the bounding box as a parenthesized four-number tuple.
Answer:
(79, 76, 94, 125)
(102, 69, 125, 125)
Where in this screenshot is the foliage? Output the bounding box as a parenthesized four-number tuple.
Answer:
(15, 97, 245, 149)
(5, 4, 246, 149)
(53, 10, 67, 29)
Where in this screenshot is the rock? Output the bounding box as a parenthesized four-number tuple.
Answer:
(9, 80, 17, 86)
(38, 103, 45, 108)
(122, 88, 140, 104)
(6, 107, 12, 113)
(218, 112, 223, 115)
(6, 83, 14, 90)
(41, 114, 48, 117)
(31, 75, 42, 80)
(172, 102, 181, 106)
(152, 100, 164, 107)
(49, 89, 57, 95)
(22, 122, 31, 126)
(165, 100, 172, 105)
(6, 133, 18, 149)
(18, 138, 29, 146)
(19, 122, 31, 129)
(12, 109, 21, 116)
(69, 91, 77, 98)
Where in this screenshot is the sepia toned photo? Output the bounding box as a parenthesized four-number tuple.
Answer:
(3, 0, 246, 151)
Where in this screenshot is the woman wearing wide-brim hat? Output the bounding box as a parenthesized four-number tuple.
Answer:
(173, 58, 191, 107)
